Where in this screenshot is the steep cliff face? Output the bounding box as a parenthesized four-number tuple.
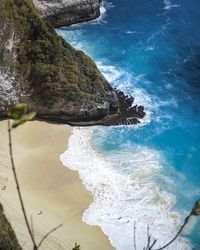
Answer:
(0, 203, 22, 250)
(33, 0, 102, 27)
(0, 0, 120, 123)
(0, 0, 145, 125)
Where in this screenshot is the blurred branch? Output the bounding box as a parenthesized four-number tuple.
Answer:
(72, 243, 81, 250)
(145, 225, 157, 250)
(133, 221, 137, 250)
(155, 212, 193, 250)
(8, 119, 37, 249)
(135, 199, 200, 250)
(37, 224, 63, 249)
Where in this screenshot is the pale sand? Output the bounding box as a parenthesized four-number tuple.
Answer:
(0, 120, 114, 250)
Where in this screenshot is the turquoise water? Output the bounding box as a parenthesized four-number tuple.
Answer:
(58, 0, 200, 248)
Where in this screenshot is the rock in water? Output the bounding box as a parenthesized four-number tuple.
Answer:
(33, 0, 102, 27)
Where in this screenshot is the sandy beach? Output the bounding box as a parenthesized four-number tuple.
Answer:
(0, 120, 114, 250)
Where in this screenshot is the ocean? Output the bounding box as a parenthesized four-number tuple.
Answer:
(58, 0, 200, 249)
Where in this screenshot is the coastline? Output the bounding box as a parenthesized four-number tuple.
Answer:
(61, 127, 192, 250)
(0, 121, 114, 250)
(33, 0, 102, 28)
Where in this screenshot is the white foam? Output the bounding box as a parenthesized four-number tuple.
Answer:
(163, 0, 180, 10)
(60, 128, 192, 250)
(65, 1, 114, 28)
(93, 0, 107, 23)
(58, 19, 177, 129)
(97, 62, 122, 83)
(97, 60, 174, 127)
(126, 31, 137, 35)
(145, 46, 155, 51)
(58, 28, 155, 127)
(96, 62, 156, 126)
(90, 1, 114, 24)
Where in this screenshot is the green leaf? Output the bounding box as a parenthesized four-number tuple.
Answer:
(12, 112, 37, 128)
(192, 200, 200, 215)
(7, 104, 28, 120)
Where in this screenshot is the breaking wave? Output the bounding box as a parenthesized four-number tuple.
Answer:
(60, 128, 191, 250)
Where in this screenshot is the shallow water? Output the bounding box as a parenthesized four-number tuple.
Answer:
(59, 0, 200, 249)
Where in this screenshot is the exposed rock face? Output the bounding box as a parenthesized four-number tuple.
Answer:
(33, 0, 102, 27)
(0, 203, 22, 250)
(0, 72, 19, 111)
(0, 0, 116, 121)
(0, 0, 145, 125)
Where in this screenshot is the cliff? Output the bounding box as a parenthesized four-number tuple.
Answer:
(33, 0, 102, 27)
(0, 0, 145, 125)
(0, 203, 22, 250)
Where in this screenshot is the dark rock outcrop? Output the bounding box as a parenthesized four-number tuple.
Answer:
(33, 0, 102, 27)
(0, 203, 22, 250)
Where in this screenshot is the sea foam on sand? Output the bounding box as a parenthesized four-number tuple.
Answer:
(60, 127, 192, 250)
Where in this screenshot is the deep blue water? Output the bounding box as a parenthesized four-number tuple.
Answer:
(58, 0, 200, 248)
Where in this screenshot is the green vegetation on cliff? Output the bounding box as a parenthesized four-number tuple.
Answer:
(0, 0, 145, 125)
(0, 203, 22, 250)
(0, 0, 117, 120)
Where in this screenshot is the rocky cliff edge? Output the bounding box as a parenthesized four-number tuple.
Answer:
(33, 0, 102, 27)
(0, 0, 145, 126)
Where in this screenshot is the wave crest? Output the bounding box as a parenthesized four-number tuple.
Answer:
(60, 128, 191, 250)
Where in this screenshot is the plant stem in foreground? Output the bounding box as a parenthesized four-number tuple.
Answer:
(8, 120, 37, 249)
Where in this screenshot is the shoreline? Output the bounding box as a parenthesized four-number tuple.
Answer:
(61, 127, 192, 250)
(0, 121, 114, 250)
(0, 88, 146, 126)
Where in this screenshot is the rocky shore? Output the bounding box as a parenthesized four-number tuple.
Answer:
(36, 90, 145, 126)
(33, 0, 102, 27)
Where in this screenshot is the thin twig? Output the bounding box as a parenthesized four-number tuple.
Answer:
(155, 212, 193, 250)
(147, 225, 150, 249)
(133, 221, 137, 250)
(31, 216, 35, 242)
(145, 225, 157, 250)
(8, 120, 37, 249)
(144, 225, 151, 250)
(149, 239, 157, 250)
(37, 224, 63, 249)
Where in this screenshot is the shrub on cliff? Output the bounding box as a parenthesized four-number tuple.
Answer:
(0, 0, 115, 119)
(0, 203, 22, 250)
